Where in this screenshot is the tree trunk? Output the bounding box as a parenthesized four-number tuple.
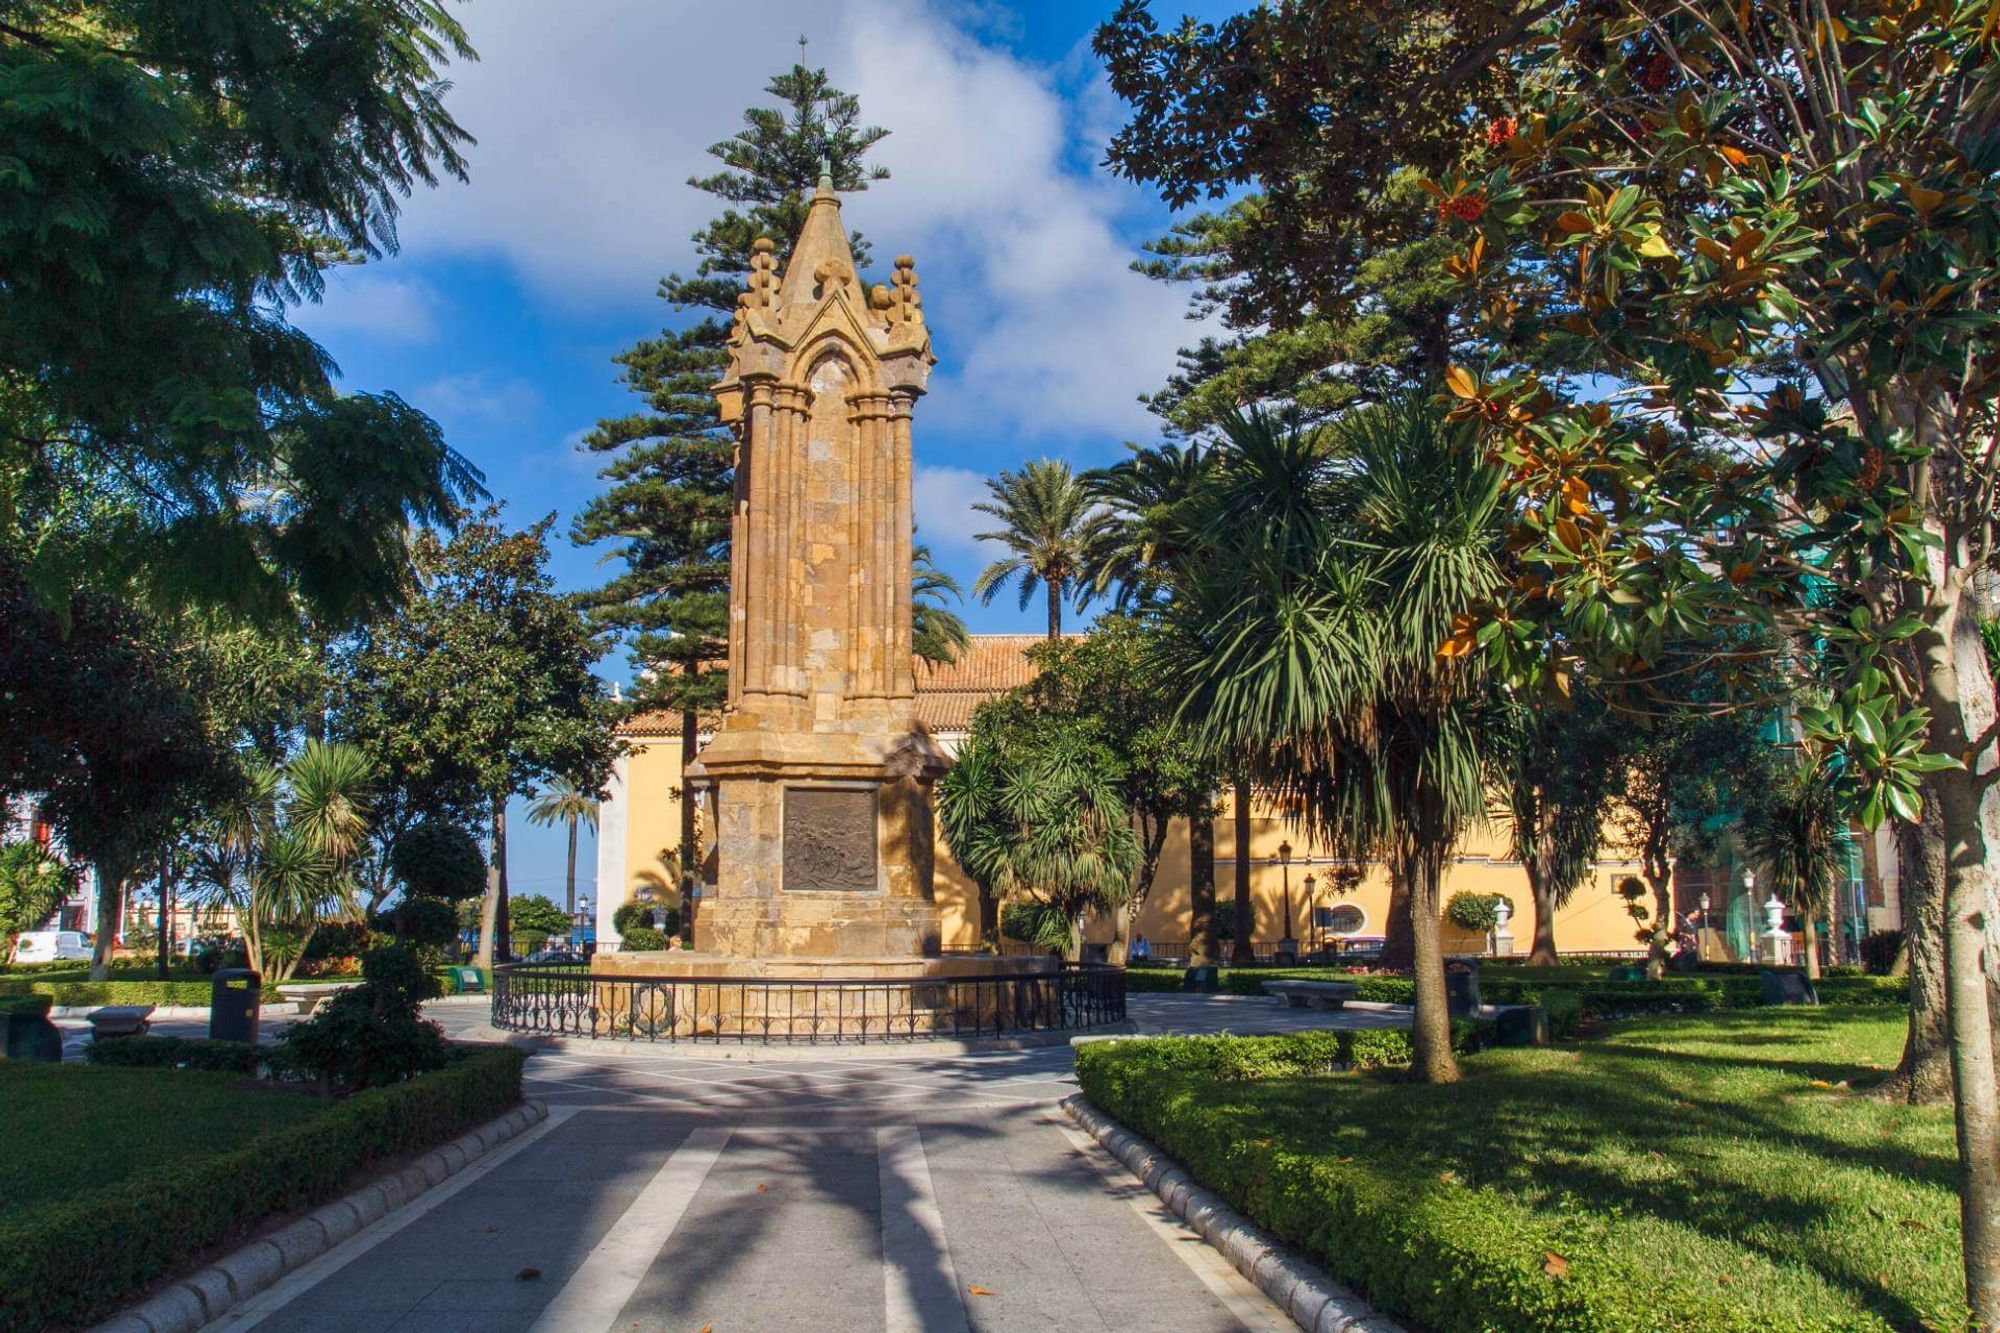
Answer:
(977, 881, 999, 946)
(1526, 861, 1560, 966)
(1380, 867, 1414, 971)
(477, 794, 506, 971)
(1801, 916, 1821, 981)
(564, 818, 578, 917)
(1912, 584, 2000, 1324)
(156, 849, 173, 982)
(89, 858, 126, 981)
(1190, 809, 1219, 968)
(1047, 581, 1062, 640)
(1880, 798, 1950, 1104)
(1230, 777, 1254, 965)
(1407, 844, 1459, 1084)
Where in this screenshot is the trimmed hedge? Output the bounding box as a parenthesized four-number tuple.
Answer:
(0, 977, 216, 1007)
(1075, 1033, 1903, 1332)
(1125, 965, 1907, 1016)
(84, 1035, 263, 1074)
(0, 1044, 525, 1333)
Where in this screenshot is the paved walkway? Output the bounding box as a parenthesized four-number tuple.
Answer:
(185, 993, 1398, 1333)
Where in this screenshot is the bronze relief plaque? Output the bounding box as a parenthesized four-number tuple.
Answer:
(783, 788, 878, 892)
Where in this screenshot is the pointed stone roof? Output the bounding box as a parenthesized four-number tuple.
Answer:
(777, 168, 859, 308)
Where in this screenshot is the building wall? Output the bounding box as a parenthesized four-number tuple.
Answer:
(600, 742, 1663, 958)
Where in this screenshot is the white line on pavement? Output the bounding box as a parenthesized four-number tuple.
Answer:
(524, 1125, 732, 1333)
(1046, 1113, 1293, 1332)
(217, 1105, 585, 1329)
(877, 1126, 970, 1333)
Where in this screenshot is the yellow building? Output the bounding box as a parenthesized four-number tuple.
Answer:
(592, 635, 1792, 961)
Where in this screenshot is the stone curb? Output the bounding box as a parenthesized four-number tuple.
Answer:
(1060, 1094, 1406, 1333)
(86, 1100, 550, 1333)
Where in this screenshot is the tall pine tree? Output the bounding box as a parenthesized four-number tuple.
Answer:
(572, 61, 888, 890)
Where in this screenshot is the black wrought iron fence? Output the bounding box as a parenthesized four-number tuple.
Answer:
(490, 961, 1126, 1043)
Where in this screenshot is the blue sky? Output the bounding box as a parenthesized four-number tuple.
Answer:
(288, 0, 1234, 903)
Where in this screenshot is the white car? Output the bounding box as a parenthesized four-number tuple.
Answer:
(10, 929, 92, 964)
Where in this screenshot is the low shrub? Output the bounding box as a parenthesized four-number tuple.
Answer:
(277, 946, 449, 1090)
(0, 993, 52, 1017)
(0, 1044, 524, 1333)
(1860, 929, 1905, 975)
(85, 1035, 261, 1074)
(1443, 891, 1503, 934)
(618, 926, 670, 952)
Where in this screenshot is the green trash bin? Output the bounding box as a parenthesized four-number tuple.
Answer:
(209, 968, 262, 1043)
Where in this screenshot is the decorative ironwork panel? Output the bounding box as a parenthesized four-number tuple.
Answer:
(782, 787, 877, 892)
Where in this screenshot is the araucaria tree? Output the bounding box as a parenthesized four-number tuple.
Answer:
(573, 60, 887, 888)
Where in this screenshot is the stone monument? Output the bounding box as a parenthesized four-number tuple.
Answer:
(591, 170, 1043, 1030)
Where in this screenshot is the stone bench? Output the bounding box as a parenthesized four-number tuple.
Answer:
(275, 981, 360, 1015)
(87, 1005, 155, 1039)
(1264, 980, 1359, 1010)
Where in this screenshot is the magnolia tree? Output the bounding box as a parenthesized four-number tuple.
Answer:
(1419, 4, 2000, 1315)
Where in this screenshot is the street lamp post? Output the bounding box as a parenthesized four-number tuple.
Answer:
(1277, 840, 1296, 962)
(574, 893, 593, 954)
(1698, 891, 1711, 961)
(1303, 872, 1318, 957)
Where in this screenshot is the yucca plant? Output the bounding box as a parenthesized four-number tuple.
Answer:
(192, 741, 377, 982)
(1155, 398, 1505, 1082)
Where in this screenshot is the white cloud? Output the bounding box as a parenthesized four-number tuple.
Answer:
(392, 0, 1211, 443)
(295, 270, 440, 343)
(413, 372, 540, 428)
(913, 463, 999, 559)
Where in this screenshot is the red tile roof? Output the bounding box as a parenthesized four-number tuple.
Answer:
(620, 634, 1064, 738)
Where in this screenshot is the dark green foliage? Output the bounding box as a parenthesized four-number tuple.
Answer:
(277, 945, 447, 1089)
(613, 902, 677, 939)
(0, 3, 484, 622)
(508, 893, 571, 941)
(0, 994, 52, 1017)
(1000, 901, 1071, 953)
(1075, 1014, 1965, 1331)
(617, 926, 671, 952)
(85, 1035, 261, 1074)
(573, 62, 887, 721)
(390, 820, 487, 901)
(0, 1045, 523, 1333)
(0, 842, 75, 946)
(0, 553, 243, 883)
(331, 514, 614, 827)
(1443, 891, 1503, 934)
(301, 919, 374, 962)
(372, 896, 457, 950)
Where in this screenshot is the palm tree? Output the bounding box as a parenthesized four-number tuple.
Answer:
(526, 780, 600, 917)
(192, 740, 376, 982)
(971, 459, 1102, 639)
(1156, 400, 1505, 1083)
(1741, 760, 1850, 981)
(912, 543, 971, 668)
(1082, 440, 1213, 612)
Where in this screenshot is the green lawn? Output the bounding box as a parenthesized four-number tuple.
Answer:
(1076, 1011, 1966, 1332)
(1, 1063, 331, 1218)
